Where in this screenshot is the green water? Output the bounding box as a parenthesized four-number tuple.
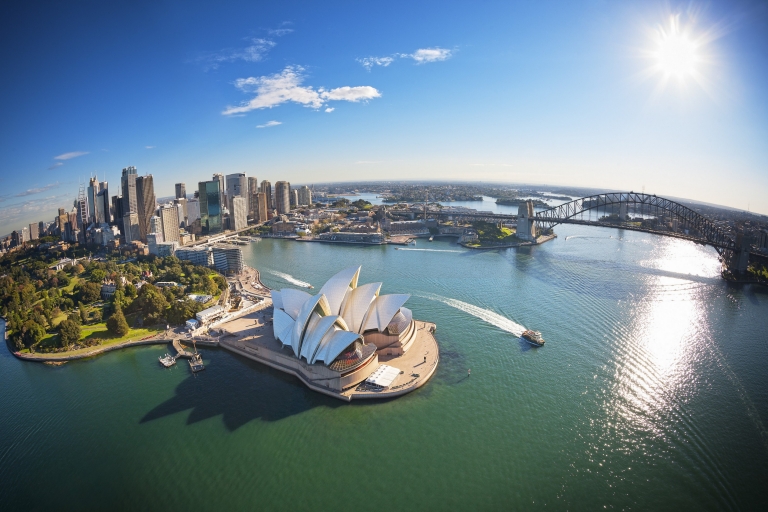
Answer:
(2, 225, 767, 510)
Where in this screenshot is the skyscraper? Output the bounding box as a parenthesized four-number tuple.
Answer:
(212, 173, 226, 213)
(112, 194, 123, 231)
(136, 174, 156, 242)
(225, 173, 248, 213)
(255, 192, 268, 224)
(297, 185, 313, 206)
(121, 166, 138, 215)
(28, 223, 39, 240)
(159, 204, 180, 244)
(96, 181, 109, 224)
(248, 176, 259, 217)
(87, 177, 98, 223)
(260, 180, 272, 211)
(232, 196, 248, 231)
(199, 180, 222, 234)
(175, 183, 186, 199)
(275, 181, 291, 215)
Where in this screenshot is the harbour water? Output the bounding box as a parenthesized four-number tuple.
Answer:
(2, 224, 767, 510)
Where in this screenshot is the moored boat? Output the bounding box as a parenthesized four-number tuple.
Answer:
(521, 330, 545, 347)
(159, 354, 176, 367)
(189, 353, 205, 372)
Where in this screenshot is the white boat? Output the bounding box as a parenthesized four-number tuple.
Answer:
(159, 354, 176, 367)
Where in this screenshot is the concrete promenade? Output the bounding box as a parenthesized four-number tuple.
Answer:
(12, 336, 174, 363)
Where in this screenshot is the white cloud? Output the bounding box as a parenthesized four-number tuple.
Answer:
(269, 28, 293, 36)
(357, 56, 395, 71)
(358, 47, 453, 70)
(54, 151, 89, 160)
(256, 120, 282, 128)
(48, 162, 64, 170)
(408, 47, 452, 63)
(223, 66, 381, 116)
(325, 107, 335, 113)
(145, 145, 155, 149)
(322, 86, 380, 102)
(200, 38, 276, 70)
(15, 182, 61, 197)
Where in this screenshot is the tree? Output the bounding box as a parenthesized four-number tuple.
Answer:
(88, 269, 107, 283)
(78, 301, 88, 324)
(77, 281, 101, 303)
(134, 284, 168, 324)
(167, 299, 204, 325)
(124, 283, 137, 298)
(21, 320, 45, 348)
(58, 319, 80, 347)
(106, 306, 130, 337)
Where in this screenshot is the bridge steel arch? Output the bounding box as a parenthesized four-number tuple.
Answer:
(534, 192, 736, 254)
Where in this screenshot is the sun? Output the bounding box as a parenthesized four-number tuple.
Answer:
(642, 13, 714, 93)
(654, 20, 698, 79)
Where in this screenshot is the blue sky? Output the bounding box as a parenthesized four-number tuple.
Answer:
(1, 0, 767, 234)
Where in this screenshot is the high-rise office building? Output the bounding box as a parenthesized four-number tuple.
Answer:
(255, 192, 268, 224)
(187, 198, 201, 222)
(248, 177, 258, 217)
(96, 181, 110, 224)
(112, 194, 123, 231)
(57, 208, 68, 237)
(275, 181, 291, 215)
(199, 180, 222, 234)
(297, 186, 312, 206)
(174, 198, 188, 227)
(121, 167, 138, 215)
(291, 189, 299, 207)
(124, 213, 140, 244)
(231, 196, 248, 231)
(136, 175, 156, 242)
(226, 173, 246, 199)
(212, 173, 226, 214)
(175, 183, 186, 199)
(260, 180, 272, 211)
(160, 205, 180, 244)
(87, 177, 99, 223)
(28, 223, 39, 240)
(38, 221, 46, 237)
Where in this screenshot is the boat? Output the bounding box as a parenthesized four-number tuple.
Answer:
(521, 330, 545, 347)
(159, 353, 176, 367)
(429, 236, 434, 241)
(189, 353, 205, 372)
(188, 341, 205, 372)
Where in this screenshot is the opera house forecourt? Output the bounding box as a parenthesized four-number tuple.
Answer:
(217, 266, 439, 401)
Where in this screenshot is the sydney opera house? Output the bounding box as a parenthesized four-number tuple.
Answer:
(272, 265, 419, 364)
(219, 265, 438, 400)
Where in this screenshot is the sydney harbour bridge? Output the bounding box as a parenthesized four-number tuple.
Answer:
(392, 192, 757, 274)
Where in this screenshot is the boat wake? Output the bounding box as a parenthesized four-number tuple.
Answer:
(396, 248, 463, 253)
(265, 269, 312, 288)
(420, 293, 526, 336)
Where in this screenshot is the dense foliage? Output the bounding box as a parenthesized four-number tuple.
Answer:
(0, 246, 227, 352)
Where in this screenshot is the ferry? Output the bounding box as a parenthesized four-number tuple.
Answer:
(521, 330, 545, 347)
(159, 354, 176, 367)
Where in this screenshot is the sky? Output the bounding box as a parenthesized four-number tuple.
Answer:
(1, 0, 767, 235)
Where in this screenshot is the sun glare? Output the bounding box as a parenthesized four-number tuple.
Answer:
(641, 12, 718, 95)
(654, 21, 698, 79)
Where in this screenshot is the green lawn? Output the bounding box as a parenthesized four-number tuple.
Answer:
(60, 276, 81, 294)
(28, 322, 164, 354)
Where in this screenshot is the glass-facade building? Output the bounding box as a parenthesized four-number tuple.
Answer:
(199, 180, 222, 234)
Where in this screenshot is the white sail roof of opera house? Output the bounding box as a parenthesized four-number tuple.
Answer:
(270, 266, 412, 367)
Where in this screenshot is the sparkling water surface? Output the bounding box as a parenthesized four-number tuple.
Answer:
(1, 224, 767, 510)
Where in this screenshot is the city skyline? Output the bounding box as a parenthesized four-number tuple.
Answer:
(1, 0, 767, 235)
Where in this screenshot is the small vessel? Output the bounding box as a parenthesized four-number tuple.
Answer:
(188, 340, 205, 372)
(159, 353, 176, 367)
(521, 330, 545, 347)
(428, 236, 434, 241)
(189, 353, 205, 372)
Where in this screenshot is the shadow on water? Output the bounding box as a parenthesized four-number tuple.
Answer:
(140, 350, 342, 431)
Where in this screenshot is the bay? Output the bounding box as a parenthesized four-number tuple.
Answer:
(1, 223, 767, 510)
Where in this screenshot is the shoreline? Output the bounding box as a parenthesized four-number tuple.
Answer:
(461, 233, 557, 250)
